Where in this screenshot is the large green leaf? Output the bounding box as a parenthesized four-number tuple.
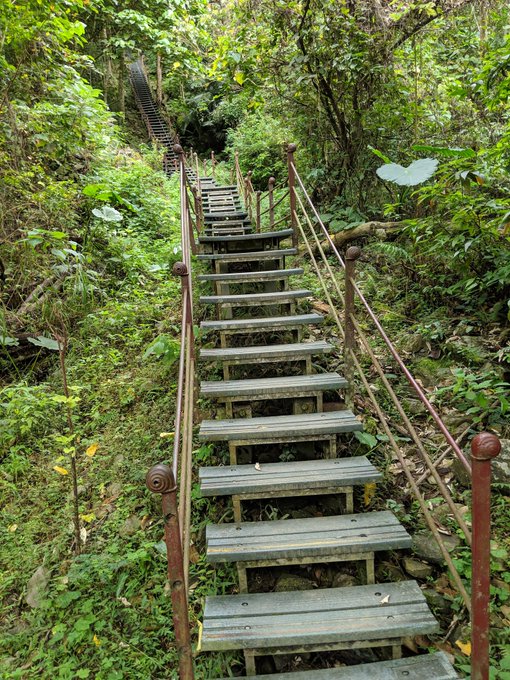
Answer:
(376, 158, 438, 186)
(411, 145, 476, 159)
(27, 335, 60, 351)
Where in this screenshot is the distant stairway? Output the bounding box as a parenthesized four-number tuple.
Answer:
(196, 180, 459, 677)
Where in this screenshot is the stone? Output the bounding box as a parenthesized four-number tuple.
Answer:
(332, 572, 357, 588)
(274, 574, 315, 592)
(402, 398, 426, 416)
(412, 532, 460, 565)
(119, 515, 141, 537)
(403, 557, 433, 579)
(106, 481, 123, 497)
(404, 333, 426, 354)
(26, 566, 50, 608)
(423, 588, 452, 615)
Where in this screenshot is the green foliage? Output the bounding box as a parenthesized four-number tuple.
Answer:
(434, 369, 510, 426)
(226, 112, 292, 187)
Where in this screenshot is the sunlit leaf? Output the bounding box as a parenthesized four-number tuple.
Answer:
(456, 639, 472, 656)
(364, 482, 377, 506)
(376, 158, 438, 186)
(28, 335, 60, 351)
(54, 465, 69, 475)
(85, 443, 98, 458)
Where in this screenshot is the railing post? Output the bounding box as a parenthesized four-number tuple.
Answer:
(268, 176, 275, 228)
(344, 246, 361, 408)
(211, 151, 216, 179)
(471, 432, 501, 680)
(245, 171, 253, 221)
(146, 464, 194, 680)
(256, 191, 261, 232)
(287, 143, 297, 247)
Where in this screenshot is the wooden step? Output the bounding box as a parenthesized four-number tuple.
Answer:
(199, 410, 362, 443)
(197, 248, 297, 262)
(199, 456, 381, 498)
(204, 211, 248, 221)
(201, 372, 346, 400)
(200, 313, 323, 335)
(202, 185, 238, 192)
(215, 652, 459, 679)
(206, 511, 411, 564)
(201, 580, 438, 652)
(198, 268, 303, 283)
(199, 340, 332, 364)
(199, 229, 293, 244)
(199, 289, 312, 306)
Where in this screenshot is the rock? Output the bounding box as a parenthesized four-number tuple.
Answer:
(119, 515, 141, 537)
(26, 566, 50, 608)
(412, 358, 452, 387)
(402, 398, 426, 416)
(412, 532, 460, 565)
(423, 588, 452, 615)
(332, 572, 357, 588)
(453, 438, 510, 486)
(106, 481, 123, 497)
(274, 574, 315, 592)
(403, 557, 433, 579)
(403, 333, 426, 354)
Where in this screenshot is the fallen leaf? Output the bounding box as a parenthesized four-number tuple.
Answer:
(380, 594, 390, 604)
(117, 597, 131, 607)
(364, 482, 376, 506)
(8, 524, 18, 532)
(254, 462, 261, 471)
(455, 639, 472, 656)
(54, 465, 69, 476)
(85, 443, 98, 458)
(93, 634, 101, 646)
(81, 513, 95, 523)
(159, 432, 174, 438)
(80, 526, 88, 544)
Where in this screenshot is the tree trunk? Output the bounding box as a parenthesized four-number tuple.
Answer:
(156, 52, 163, 104)
(310, 221, 402, 254)
(118, 52, 125, 113)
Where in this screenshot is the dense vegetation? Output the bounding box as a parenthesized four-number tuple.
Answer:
(0, 0, 509, 677)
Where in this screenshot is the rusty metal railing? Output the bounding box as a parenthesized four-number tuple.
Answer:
(146, 145, 196, 680)
(285, 143, 501, 680)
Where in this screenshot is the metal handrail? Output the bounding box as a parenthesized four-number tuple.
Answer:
(145, 146, 196, 680)
(286, 144, 501, 680)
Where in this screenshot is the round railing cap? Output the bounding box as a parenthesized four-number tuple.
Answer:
(346, 245, 362, 260)
(146, 463, 175, 494)
(471, 432, 501, 460)
(269, 176, 276, 185)
(172, 261, 188, 277)
(173, 143, 184, 154)
(288, 143, 297, 153)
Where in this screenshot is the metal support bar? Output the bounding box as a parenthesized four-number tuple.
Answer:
(471, 432, 501, 680)
(146, 465, 194, 680)
(256, 191, 261, 232)
(344, 246, 361, 408)
(287, 144, 297, 247)
(268, 176, 275, 228)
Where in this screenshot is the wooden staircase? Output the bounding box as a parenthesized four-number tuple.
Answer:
(197, 179, 459, 678)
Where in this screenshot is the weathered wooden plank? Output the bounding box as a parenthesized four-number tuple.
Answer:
(201, 372, 346, 399)
(198, 268, 303, 283)
(200, 289, 311, 306)
(200, 313, 323, 333)
(197, 248, 297, 262)
(201, 581, 438, 651)
(206, 511, 411, 563)
(199, 456, 381, 497)
(199, 229, 293, 243)
(199, 410, 362, 442)
(199, 341, 332, 363)
(214, 652, 458, 679)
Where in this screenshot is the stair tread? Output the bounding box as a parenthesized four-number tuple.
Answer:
(200, 456, 381, 497)
(201, 313, 323, 332)
(200, 290, 311, 305)
(214, 652, 458, 679)
(201, 372, 347, 398)
(199, 229, 293, 243)
(199, 410, 362, 442)
(198, 268, 303, 283)
(206, 511, 411, 563)
(200, 340, 333, 362)
(197, 248, 297, 261)
(201, 580, 438, 651)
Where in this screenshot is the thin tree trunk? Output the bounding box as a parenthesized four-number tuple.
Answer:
(156, 52, 163, 104)
(118, 52, 125, 113)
